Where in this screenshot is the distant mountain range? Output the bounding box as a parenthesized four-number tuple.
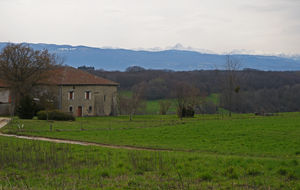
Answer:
(1, 42, 300, 71)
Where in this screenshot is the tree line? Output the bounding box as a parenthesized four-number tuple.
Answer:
(86, 65, 300, 114)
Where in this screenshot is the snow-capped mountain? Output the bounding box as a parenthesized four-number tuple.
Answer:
(1, 42, 300, 71)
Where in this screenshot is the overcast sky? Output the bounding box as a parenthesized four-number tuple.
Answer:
(1, 0, 299, 54)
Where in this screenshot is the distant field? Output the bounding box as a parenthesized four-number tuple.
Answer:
(119, 90, 133, 97)
(120, 90, 220, 114)
(145, 93, 219, 114)
(206, 93, 219, 104)
(146, 99, 177, 114)
(1, 113, 300, 189)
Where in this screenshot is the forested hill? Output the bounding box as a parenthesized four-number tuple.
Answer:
(92, 69, 300, 113)
(0, 42, 300, 71)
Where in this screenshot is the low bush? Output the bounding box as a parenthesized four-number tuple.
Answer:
(177, 106, 195, 118)
(17, 95, 35, 119)
(37, 110, 75, 121)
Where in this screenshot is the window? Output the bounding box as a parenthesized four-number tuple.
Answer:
(88, 106, 92, 113)
(69, 106, 73, 112)
(85, 91, 91, 100)
(68, 91, 74, 100)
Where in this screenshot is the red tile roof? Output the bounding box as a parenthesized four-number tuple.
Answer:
(46, 66, 119, 86)
(0, 67, 119, 87)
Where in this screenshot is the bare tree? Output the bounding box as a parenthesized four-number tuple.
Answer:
(117, 82, 146, 120)
(0, 43, 59, 115)
(220, 55, 241, 116)
(159, 100, 172, 115)
(175, 82, 200, 118)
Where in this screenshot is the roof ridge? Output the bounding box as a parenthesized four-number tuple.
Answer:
(54, 66, 119, 86)
(74, 67, 118, 84)
(0, 66, 119, 87)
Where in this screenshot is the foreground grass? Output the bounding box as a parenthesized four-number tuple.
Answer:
(3, 113, 300, 158)
(0, 136, 299, 189)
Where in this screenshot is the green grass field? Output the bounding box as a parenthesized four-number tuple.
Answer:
(3, 113, 300, 157)
(145, 93, 220, 114)
(0, 135, 299, 189)
(120, 91, 219, 115)
(146, 99, 177, 114)
(1, 113, 300, 189)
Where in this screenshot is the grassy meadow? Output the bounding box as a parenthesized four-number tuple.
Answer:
(1, 113, 300, 189)
(120, 91, 219, 115)
(3, 113, 300, 157)
(0, 135, 299, 189)
(144, 93, 219, 114)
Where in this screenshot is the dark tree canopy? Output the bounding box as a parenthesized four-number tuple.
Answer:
(92, 68, 300, 114)
(0, 43, 60, 111)
(0, 44, 58, 94)
(125, 66, 146, 72)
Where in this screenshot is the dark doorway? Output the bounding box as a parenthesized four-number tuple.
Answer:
(77, 106, 82, 117)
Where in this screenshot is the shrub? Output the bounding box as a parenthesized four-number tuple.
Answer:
(185, 106, 195, 117)
(177, 106, 195, 118)
(37, 110, 75, 121)
(17, 95, 36, 119)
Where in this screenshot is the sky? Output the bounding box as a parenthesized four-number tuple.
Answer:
(0, 0, 300, 55)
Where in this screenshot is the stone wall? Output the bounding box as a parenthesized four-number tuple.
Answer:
(59, 85, 118, 116)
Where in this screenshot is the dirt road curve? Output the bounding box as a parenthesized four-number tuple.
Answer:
(0, 117, 168, 152)
(0, 117, 10, 129)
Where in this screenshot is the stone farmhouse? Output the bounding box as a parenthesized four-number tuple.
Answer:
(0, 67, 119, 117)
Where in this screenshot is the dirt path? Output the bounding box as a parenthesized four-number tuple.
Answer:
(0, 118, 292, 160)
(0, 117, 10, 129)
(0, 117, 170, 152)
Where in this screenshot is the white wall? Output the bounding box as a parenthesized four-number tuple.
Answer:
(0, 88, 9, 103)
